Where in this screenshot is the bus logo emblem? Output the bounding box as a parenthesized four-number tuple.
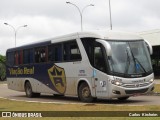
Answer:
(48, 65, 66, 94)
(135, 83, 139, 87)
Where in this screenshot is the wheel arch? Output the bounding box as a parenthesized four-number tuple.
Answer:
(24, 80, 30, 89)
(76, 78, 94, 96)
(24, 79, 36, 92)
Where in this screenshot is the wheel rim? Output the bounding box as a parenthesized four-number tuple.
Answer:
(26, 83, 31, 96)
(82, 86, 90, 98)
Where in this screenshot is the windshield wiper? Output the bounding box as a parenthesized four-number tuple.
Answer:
(125, 49, 131, 74)
(128, 43, 147, 73)
(134, 57, 147, 73)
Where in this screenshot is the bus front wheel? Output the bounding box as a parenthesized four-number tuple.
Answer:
(78, 82, 93, 103)
(25, 81, 40, 98)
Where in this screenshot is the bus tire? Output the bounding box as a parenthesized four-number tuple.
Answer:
(78, 82, 93, 103)
(25, 81, 35, 98)
(118, 96, 129, 101)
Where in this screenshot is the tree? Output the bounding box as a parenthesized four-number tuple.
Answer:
(0, 55, 6, 81)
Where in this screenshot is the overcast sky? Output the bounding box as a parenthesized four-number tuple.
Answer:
(0, 0, 160, 55)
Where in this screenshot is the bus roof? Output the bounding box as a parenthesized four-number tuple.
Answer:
(51, 30, 142, 43)
(7, 30, 142, 52)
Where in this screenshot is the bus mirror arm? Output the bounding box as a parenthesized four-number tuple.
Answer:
(145, 40, 153, 55)
(96, 39, 112, 56)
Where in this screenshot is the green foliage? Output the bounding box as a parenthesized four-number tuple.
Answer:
(0, 55, 6, 81)
(0, 55, 6, 63)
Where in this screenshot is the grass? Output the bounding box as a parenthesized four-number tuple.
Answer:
(154, 84, 160, 93)
(0, 98, 160, 120)
(0, 98, 160, 111)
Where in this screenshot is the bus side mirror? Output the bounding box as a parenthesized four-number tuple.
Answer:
(96, 39, 112, 56)
(145, 40, 153, 55)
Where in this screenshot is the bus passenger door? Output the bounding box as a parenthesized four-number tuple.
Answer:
(93, 43, 109, 98)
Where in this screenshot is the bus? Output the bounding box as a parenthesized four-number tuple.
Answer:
(6, 31, 154, 102)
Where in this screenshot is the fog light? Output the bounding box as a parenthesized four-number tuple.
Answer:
(112, 90, 121, 94)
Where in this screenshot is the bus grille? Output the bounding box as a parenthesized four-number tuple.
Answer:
(122, 82, 150, 88)
(125, 88, 148, 94)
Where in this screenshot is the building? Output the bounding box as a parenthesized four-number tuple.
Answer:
(139, 29, 160, 78)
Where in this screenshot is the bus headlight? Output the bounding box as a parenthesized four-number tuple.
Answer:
(111, 80, 123, 86)
(149, 79, 154, 83)
(115, 81, 121, 86)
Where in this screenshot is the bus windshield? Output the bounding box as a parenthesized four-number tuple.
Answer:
(107, 40, 153, 77)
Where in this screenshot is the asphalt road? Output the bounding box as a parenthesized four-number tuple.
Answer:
(0, 84, 160, 105)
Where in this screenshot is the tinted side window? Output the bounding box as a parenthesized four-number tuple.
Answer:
(48, 44, 62, 62)
(14, 51, 19, 65)
(19, 51, 23, 64)
(48, 45, 54, 62)
(81, 38, 107, 73)
(23, 49, 34, 64)
(15, 51, 23, 65)
(35, 47, 47, 63)
(94, 43, 106, 72)
(63, 41, 81, 61)
(7, 52, 15, 66)
(55, 44, 62, 62)
(81, 38, 94, 65)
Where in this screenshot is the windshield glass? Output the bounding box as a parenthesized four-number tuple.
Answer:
(107, 40, 152, 76)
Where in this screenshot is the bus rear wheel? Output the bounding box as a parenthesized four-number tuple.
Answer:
(25, 81, 40, 98)
(78, 82, 94, 103)
(25, 82, 33, 98)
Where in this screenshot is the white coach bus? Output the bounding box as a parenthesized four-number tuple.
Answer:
(6, 31, 154, 102)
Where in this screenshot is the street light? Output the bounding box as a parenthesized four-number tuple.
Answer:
(108, 0, 112, 30)
(66, 1, 94, 31)
(4, 23, 27, 47)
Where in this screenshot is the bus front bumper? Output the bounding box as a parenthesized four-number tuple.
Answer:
(109, 82, 154, 98)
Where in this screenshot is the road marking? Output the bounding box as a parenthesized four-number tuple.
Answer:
(0, 96, 86, 105)
(0, 84, 7, 85)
